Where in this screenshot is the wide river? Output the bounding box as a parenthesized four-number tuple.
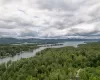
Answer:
(0, 41, 85, 64)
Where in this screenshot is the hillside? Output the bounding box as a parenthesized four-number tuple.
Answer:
(0, 42, 100, 80)
(0, 38, 99, 44)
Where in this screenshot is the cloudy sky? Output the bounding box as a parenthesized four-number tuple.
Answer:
(0, 0, 100, 39)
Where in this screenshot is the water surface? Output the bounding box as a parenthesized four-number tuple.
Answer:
(0, 41, 85, 64)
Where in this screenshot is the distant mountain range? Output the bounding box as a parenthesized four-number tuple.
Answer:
(0, 38, 99, 44)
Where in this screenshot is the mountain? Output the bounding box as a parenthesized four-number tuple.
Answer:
(0, 38, 99, 44)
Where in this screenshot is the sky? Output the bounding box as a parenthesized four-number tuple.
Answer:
(0, 0, 100, 39)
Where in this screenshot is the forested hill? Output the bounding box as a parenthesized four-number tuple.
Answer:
(0, 42, 100, 80)
(0, 38, 99, 44)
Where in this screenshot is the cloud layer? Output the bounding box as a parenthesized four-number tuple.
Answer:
(0, 0, 100, 39)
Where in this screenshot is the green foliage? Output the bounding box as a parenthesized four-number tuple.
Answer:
(0, 44, 38, 58)
(80, 67, 100, 80)
(0, 42, 100, 80)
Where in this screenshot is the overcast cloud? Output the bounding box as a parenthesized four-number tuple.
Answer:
(0, 0, 100, 39)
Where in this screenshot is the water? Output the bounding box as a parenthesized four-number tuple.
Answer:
(0, 47, 46, 64)
(62, 41, 85, 47)
(0, 41, 85, 64)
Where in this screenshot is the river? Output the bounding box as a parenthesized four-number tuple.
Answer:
(0, 41, 85, 64)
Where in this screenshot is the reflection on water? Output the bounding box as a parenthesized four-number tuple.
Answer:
(0, 47, 46, 64)
(0, 41, 85, 64)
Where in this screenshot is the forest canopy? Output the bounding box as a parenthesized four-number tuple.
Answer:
(0, 42, 100, 80)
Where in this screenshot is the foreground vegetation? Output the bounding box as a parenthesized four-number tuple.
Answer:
(0, 42, 100, 80)
(0, 44, 38, 58)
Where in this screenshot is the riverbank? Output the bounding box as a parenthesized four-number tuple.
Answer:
(0, 41, 85, 64)
(0, 42, 100, 80)
(0, 44, 38, 59)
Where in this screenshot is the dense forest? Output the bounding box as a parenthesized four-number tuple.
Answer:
(0, 42, 100, 80)
(0, 44, 38, 58)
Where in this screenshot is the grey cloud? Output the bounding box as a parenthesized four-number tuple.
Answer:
(20, 31, 38, 37)
(37, 0, 84, 11)
(0, 30, 18, 37)
(69, 28, 99, 36)
(0, 0, 100, 38)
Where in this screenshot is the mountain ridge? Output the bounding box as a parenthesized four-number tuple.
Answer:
(0, 37, 99, 44)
